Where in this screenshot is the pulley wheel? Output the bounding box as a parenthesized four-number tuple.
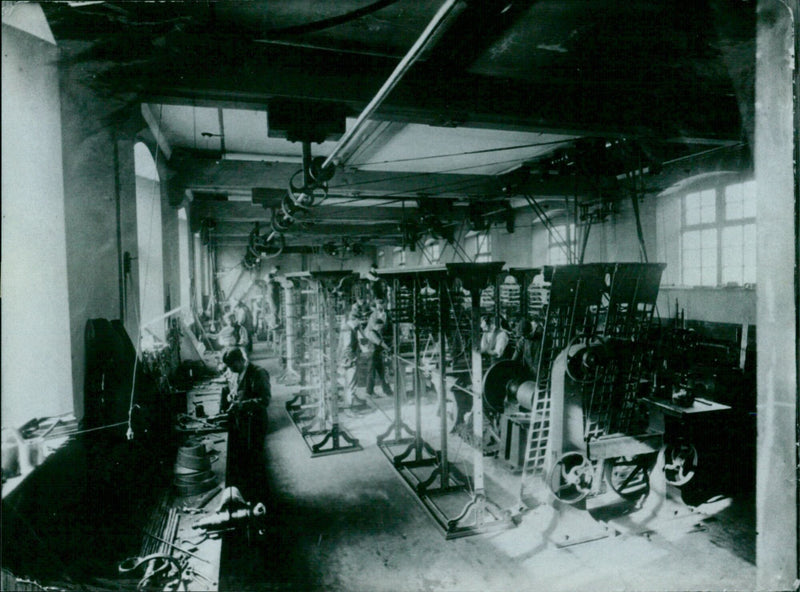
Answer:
(514, 380, 538, 411)
(282, 192, 309, 221)
(288, 169, 328, 207)
(257, 233, 285, 259)
(662, 442, 698, 487)
(482, 360, 524, 415)
(309, 156, 335, 183)
(565, 338, 605, 384)
(546, 451, 594, 504)
(271, 208, 293, 233)
(603, 455, 651, 500)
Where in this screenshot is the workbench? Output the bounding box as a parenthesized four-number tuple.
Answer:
(643, 396, 733, 490)
(152, 379, 230, 590)
(643, 396, 732, 419)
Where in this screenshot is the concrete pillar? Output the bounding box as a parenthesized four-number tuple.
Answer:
(754, 1, 798, 589)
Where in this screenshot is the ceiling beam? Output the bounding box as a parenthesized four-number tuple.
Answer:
(211, 221, 402, 237)
(141, 103, 172, 160)
(134, 40, 742, 141)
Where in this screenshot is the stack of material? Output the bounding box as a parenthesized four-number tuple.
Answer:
(174, 441, 218, 497)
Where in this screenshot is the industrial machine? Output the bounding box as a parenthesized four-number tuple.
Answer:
(284, 271, 362, 457)
(506, 263, 667, 507)
(375, 263, 517, 539)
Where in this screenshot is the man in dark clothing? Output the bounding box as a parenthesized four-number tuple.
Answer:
(361, 314, 393, 399)
(230, 313, 253, 356)
(339, 310, 368, 410)
(222, 348, 271, 495)
(512, 317, 543, 378)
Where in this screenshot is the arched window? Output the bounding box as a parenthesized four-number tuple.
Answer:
(134, 142, 166, 340)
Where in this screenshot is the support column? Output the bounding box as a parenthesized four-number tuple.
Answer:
(755, 1, 798, 589)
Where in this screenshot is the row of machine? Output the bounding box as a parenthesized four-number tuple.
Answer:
(276, 262, 728, 539)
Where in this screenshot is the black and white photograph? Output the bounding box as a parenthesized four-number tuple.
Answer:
(1, 1, 797, 591)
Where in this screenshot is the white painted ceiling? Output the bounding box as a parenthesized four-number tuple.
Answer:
(147, 104, 577, 176)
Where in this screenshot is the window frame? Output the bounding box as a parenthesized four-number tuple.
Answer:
(393, 246, 406, 267)
(680, 180, 756, 287)
(473, 231, 492, 262)
(547, 222, 576, 265)
(422, 238, 441, 264)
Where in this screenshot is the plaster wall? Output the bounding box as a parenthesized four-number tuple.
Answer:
(753, 1, 797, 586)
(1, 24, 73, 426)
(59, 59, 146, 418)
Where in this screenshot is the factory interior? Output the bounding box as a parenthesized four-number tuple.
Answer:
(1, 1, 797, 591)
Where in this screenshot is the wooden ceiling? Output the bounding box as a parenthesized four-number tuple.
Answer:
(41, 0, 755, 249)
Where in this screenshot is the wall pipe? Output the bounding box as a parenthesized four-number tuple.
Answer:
(320, 0, 464, 172)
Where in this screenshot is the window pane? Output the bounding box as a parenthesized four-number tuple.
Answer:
(722, 226, 743, 249)
(549, 245, 568, 265)
(743, 261, 756, 284)
(725, 181, 757, 220)
(742, 181, 756, 218)
(685, 192, 701, 225)
(725, 193, 743, 220)
(701, 245, 716, 268)
(701, 262, 717, 286)
(700, 189, 716, 223)
(743, 224, 755, 248)
(683, 267, 700, 286)
(683, 230, 700, 252)
(721, 246, 738, 264)
(722, 265, 741, 284)
(702, 228, 717, 250)
(744, 245, 756, 269)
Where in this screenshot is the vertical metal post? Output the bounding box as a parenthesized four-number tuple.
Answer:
(392, 278, 402, 440)
(327, 285, 341, 428)
(413, 279, 423, 459)
(438, 279, 450, 487)
(302, 140, 313, 187)
(494, 275, 501, 327)
(317, 282, 328, 423)
(470, 288, 484, 494)
(283, 282, 295, 373)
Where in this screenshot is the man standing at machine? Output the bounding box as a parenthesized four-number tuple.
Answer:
(339, 307, 370, 413)
(222, 348, 271, 494)
(361, 312, 394, 400)
(480, 314, 513, 365)
(511, 316, 543, 377)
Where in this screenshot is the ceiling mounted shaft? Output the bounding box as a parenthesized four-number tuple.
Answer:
(320, 0, 466, 172)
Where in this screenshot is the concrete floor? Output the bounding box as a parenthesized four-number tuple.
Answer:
(220, 350, 756, 592)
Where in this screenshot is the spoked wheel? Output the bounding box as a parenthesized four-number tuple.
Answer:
(603, 456, 651, 499)
(663, 442, 698, 487)
(546, 452, 594, 504)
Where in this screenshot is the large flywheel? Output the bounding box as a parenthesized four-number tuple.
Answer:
(546, 452, 594, 504)
(603, 456, 652, 499)
(662, 442, 698, 487)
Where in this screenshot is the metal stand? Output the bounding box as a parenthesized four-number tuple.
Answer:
(441, 262, 516, 538)
(376, 275, 423, 449)
(285, 271, 362, 457)
(375, 264, 515, 539)
(277, 276, 301, 385)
